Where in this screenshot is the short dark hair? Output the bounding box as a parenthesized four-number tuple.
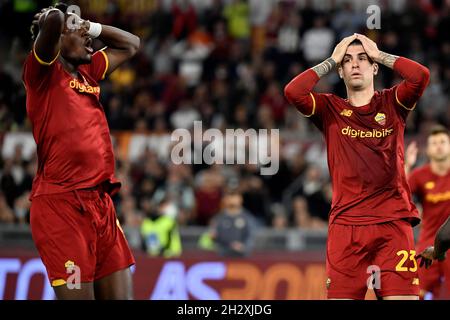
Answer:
(339, 39, 374, 66)
(31, 3, 68, 40)
(428, 124, 449, 137)
(348, 39, 363, 47)
(55, 2, 69, 12)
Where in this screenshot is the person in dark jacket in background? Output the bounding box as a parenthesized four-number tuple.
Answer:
(210, 188, 256, 257)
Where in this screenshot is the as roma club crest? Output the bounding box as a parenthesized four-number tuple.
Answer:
(374, 113, 386, 126)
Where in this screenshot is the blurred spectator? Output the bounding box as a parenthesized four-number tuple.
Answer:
(331, 1, 365, 40)
(140, 198, 182, 257)
(13, 191, 30, 224)
(1, 159, 18, 208)
(276, 10, 302, 76)
(209, 188, 256, 257)
(240, 164, 270, 225)
(301, 15, 334, 65)
(223, 0, 250, 41)
(171, 26, 213, 87)
(270, 202, 288, 230)
(260, 81, 288, 124)
(120, 196, 144, 228)
(307, 182, 331, 224)
(249, 0, 273, 55)
(170, 99, 201, 129)
(193, 165, 224, 225)
(292, 196, 326, 230)
(152, 163, 195, 225)
(171, 0, 198, 40)
(0, 192, 14, 223)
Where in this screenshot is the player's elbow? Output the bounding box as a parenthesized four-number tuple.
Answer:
(284, 82, 296, 104)
(127, 35, 141, 57)
(418, 65, 430, 87)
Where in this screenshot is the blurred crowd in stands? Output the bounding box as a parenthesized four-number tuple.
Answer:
(0, 0, 449, 237)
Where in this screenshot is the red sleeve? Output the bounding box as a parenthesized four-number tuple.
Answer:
(408, 168, 422, 196)
(284, 69, 328, 119)
(87, 50, 109, 82)
(392, 57, 430, 118)
(22, 47, 58, 90)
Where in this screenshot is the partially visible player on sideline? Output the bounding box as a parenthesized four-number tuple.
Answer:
(284, 34, 430, 300)
(417, 217, 450, 268)
(405, 125, 450, 298)
(23, 3, 140, 299)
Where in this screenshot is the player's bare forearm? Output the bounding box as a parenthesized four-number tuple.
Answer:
(34, 9, 64, 63)
(311, 58, 337, 78)
(98, 25, 140, 54)
(434, 216, 450, 261)
(374, 51, 399, 69)
(97, 25, 140, 74)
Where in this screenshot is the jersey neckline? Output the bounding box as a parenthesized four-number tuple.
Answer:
(343, 91, 379, 115)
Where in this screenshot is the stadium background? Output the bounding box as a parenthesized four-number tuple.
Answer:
(0, 0, 449, 299)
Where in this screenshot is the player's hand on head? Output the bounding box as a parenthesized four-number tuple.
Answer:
(405, 141, 419, 169)
(31, 6, 57, 40)
(355, 33, 381, 62)
(416, 246, 434, 269)
(331, 34, 357, 65)
(33, 6, 54, 27)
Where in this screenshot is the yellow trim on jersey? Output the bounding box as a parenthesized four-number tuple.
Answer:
(300, 92, 316, 118)
(33, 45, 60, 66)
(116, 219, 124, 235)
(51, 279, 67, 287)
(99, 50, 109, 80)
(395, 87, 416, 111)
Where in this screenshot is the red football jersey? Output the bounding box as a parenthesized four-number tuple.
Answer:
(23, 49, 120, 198)
(285, 57, 430, 225)
(408, 165, 450, 251)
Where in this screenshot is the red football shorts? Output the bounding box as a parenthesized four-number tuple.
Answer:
(418, 256, 450, 299)
(30, 187, 135, 286)
(326, 219, 419, 299)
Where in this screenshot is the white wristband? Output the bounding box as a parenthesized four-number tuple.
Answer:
(88, 22, 102, 38)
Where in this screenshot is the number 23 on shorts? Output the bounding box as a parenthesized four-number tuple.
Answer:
(395, 250, 418, 272)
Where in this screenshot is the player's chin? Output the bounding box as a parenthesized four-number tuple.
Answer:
(348, 79, 365, 90)
(433, 154, 448, 162)
(79, 54, 93, 65)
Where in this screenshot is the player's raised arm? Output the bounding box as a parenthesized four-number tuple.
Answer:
(284, 35, 356, 117)
(82, 20, 140, 77)
(32, 7, 65, 65)
(356, 34, 430, 110)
